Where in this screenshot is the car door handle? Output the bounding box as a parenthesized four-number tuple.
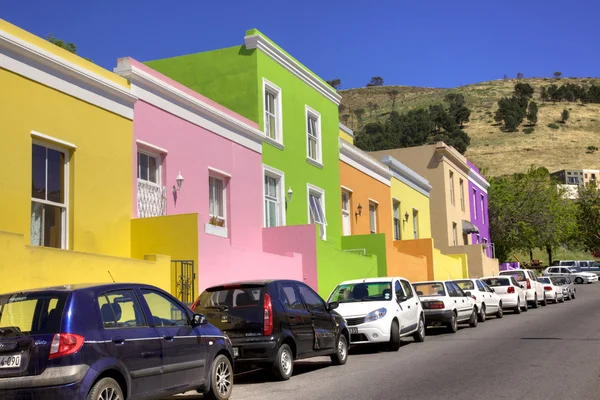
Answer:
(163, 336, 174, 342)
(112, 337, 125, 345)
(288, 315, 296, 321)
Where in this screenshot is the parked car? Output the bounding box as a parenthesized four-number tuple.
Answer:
(412, 281, 477, 333)
(537, 277, 565, 303)
(453, 278, 503, 321)
(550, 276, 576, 300)
(542, 266, 599, 284)
(0, 283, 233, 400)
(327, 277, 425, 351)
(481, 276, 528, 314)
(578, 261, 600, 276)
(192, 280, 348, 381)
(499, 269, 547, 308)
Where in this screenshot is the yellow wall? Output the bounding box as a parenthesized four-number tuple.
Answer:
(432, 249, 468, 280)
(0, 67, 133, 258)
(0, 231, 170, 294)
(389, 176, 432, 240)
(339, 130, 354, 145)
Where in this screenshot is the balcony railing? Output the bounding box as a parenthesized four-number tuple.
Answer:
(138, 180, 166, 218)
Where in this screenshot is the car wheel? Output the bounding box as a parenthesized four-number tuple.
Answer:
(469, 308, 478, 327)
(447, 312, 458, 333)
(204, 354, 233, 400)
(478, 304, 486, 322)
(541, 293, 547, 307)
(330, 334, 348, 365)
(389, 320, 401, 351)
(496, 303, 503, 318)
(413, 316, 426, 343)
(559, 295, 565, 303)
(86, 378, 124, 400)
(514, 298, 522, 314)
(571, 291, 576, 300)
(575, 277, 584, 284)
(531, 294, 538, 309)
(272, 344, 294, 381)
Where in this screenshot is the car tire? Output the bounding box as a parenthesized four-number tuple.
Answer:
(447, 312, 458, 333)
(571, 291, 576, 300)
(469, 308, 478, 328)
(413, 316, 426, 343)
(514, 298, 522, 314)
(575, 277, 584, 284)
(478, 304, 486, 322)
(330, 335, 348, 365)
(541, 294, 547, 307)
(559, 296, 565, 303)
(86, 378, 124, 400)
(531, 294, 538, 309)
(496, 303, 503, 318)
(389, 320, 401, 351)
(272, 344, 294, 381)
(204, 354, 233, 400)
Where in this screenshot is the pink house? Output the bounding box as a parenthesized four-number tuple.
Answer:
(115, 58, 317, 298)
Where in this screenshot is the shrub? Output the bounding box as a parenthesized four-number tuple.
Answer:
(523, 127, 534, 134)
(548, 123, 560, 129)
(587, 145, 598, 154)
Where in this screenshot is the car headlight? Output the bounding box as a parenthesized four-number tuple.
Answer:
(365, 308, 387, 322)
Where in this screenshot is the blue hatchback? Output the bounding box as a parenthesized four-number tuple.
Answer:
(0, 283, 234, 400)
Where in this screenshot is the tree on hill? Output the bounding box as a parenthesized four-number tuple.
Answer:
(527, 101, 538, 125)
(495, 96, 526, 132)
(326, 79, 341, 90)
(540, 87, 549, 102)
(516, 72, 524, 80)
(452, 105, 471, 128)
(367, 102, 377, 118)
(354, 108, 366, 127)
(341, 114, 350, 126)
(444, 93, 466, 108)
(577, 183, 600, 254)
(366, 76, 384, 87)
(561, 109, 570, 123)
(514, 83, 534, 99)
(547, 84, 561, 103)
(387, 89, 399, 110)
(338, 104, 346, 115)
(46, 34, 77, 54)
(553, 71, 562, 79)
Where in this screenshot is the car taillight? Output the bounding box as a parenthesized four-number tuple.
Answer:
(49, 333, 84, 359)
(263, 293, 273, 337)
(471, 295, 477, 300)
(544, 286, 553, 291)
(507, 286, 515, 294)
(526, 279, 531, 290)
(429, 301, 445, 309)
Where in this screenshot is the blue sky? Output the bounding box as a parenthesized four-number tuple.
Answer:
(2, 0, 598, 89)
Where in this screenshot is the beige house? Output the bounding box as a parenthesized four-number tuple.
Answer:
(371, 142, 499, 278)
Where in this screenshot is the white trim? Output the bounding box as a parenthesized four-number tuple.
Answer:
(369, 201, 378, 234)
(204, 224, 228, 238)
(306, 157, 324, 169)
(208, 167, 232, 179)
(115, 59, 264, 153)
(468, 169, 489, 194)
(368, 198, 379, 205)
(0, 29, 135, 119)
(339, 139, 391, 186)
(137, 149, 162, 187)
(244, 33, 341, 105)
(208, 174, 228, 230)
(380, 155, 432, 197)
(341, 185, 354, 193)
(264, 136, 284, 150)
(305, 105, 323, 165)
(262, 78, 283, 145)
(262, 164, 287, 227)
(307, 183, 327, 240)
(339, 123, 354, 137)
(136, 140, 168, 154)
(31, 131, 76, 149)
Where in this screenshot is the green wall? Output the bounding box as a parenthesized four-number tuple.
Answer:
(341, 233, 388, 277)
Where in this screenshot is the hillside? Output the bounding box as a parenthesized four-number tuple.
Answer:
(339, 78, 600, 176)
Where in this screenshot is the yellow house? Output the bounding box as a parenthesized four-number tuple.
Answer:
(0, 19, 170, 293)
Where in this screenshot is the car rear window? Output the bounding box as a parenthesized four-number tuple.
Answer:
(413, 283, 445, 296)
(500, 271, 526, 281)
(195, 285, 264, 311)
(537, 277, 551, 284)
(482, 278, 510, 287)
(455, 280, 474, 291)
(0, 292, 67, 336)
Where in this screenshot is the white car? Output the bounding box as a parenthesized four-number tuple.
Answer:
(542, 266, 599, 284)
(328, 277, 425, 351)
(481, 276, 528, 314)
(537, 276, 565, 303)
(412, 280, 477, 333)
(499, 269, 547, 308)
(454, 278, 503, 321)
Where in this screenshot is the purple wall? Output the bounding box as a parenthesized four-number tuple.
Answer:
(467, 160, 492, 257)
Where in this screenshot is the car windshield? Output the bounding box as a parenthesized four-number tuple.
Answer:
(413, 283, 445, 297)
(500, 271, 526, 281)
(455, 280, 474, 291)
(482, 278, 510, 286)
(590, 262, 600, 268)
(0, 292, 68, 336)
(538, 277, 551, 284)
(329, 282, 393, 303)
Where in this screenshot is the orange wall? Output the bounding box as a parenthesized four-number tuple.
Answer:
(387, 251, 428, 283)
(394, 238, 435, 281)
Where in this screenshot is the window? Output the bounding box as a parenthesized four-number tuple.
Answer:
(209, 175, 227, 227)
(394, 281, 403, 297)
(472, 189, 477, 220)
(400, 280, 414, 299)
(393, 200, 401, 240)
(459, 179, 465, 211)
(296, 283, 326, 311)
(567, 177, 578, 184)
(476, 234, 480, 243)
(279, 283, 305, 311)
(0, 293, 66, 335)
(412, 209, 419, 239)
(452, 222, 458, 246)
(264, 167, 284, 228)
(449, 171, 455, 206)
(308, 185, 327, 239)
(141, 289, 188, 327)
(263, 80, 281, 142)
(476, 280, 486, 291)
(451, 282, 466, 297)
(480, 194, 485, 224)
(137, 151, 160, 185)
(369, 202, 378, 234)
(98, 290, 146, 329)
(341, 190, 351, 236)
(31, 142, 68, 249)
(306, 107, 322, 165)
(445, 282, 458, 297)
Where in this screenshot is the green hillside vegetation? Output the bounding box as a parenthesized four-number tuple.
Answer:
(339, 78, 600, 176)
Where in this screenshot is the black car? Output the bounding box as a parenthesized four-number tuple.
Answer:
(192, 280, 349, 380)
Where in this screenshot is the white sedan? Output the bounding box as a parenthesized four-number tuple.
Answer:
(454, 278, 503, 321)
(481, 276, 528, 314)
(543, 266, 599, 284)
(537, 276, 565, 303)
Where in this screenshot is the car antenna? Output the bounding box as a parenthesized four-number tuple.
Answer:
(108, 271, 116, 283)
(363, 261, 377, 282)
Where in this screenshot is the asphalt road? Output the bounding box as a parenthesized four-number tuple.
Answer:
(169, 284, 600, 400)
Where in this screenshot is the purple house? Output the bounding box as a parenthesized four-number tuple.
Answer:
(467, 160, 492, 257)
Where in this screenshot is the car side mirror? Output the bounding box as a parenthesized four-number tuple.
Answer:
(464, 291, 472, 297)
(191, 313, 207, 327)
(327, 302, 339, 311)
(490, 288, 495, 293)
(520, 284, 525, 289)
(397, 295, 408, 303)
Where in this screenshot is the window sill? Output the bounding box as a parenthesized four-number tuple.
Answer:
(306, 158, 323, 169)
(264, 137, 284, 150)
(205, 223, 228, 238)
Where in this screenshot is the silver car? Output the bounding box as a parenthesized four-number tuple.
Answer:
(550, 276, 576, 300)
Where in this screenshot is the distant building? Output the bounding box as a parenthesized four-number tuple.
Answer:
(583, 169, 599, 187)
(551, 169, 585, 186)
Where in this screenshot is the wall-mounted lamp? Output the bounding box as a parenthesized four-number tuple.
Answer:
(287, 186, 293, 202)
(172, 171, 184, 193)
(356, 203, 363, 217)
(404, 212, 410, 222)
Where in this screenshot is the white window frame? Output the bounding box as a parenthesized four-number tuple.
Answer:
(263, 165, 286, 228)
(307, 183, 327, 240)
(412, 208, 419, 239)
(208, 173, 227, 227)
(393, 199, 401, 240)
(369, 201, 378, 234)
(472, 189, 477, 220)
(449, 171, 455, 206)
(305, 105, 323, 167)
(480, 194, 485, 224)
(137, 150, 161, 187)
(452, 222, 458, 246)
(459, 178, 465, 211)
(31, 139, 70, 250)
(262, 78, 283, 147)
(341, 190, 351, 236)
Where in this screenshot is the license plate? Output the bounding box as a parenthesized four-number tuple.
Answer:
(233, 347, 239, 357)
(348, 327, 358, 334)
(0, 355, 21, 369)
